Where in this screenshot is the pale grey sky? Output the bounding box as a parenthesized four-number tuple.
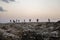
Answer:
(0, 0, 60, 23)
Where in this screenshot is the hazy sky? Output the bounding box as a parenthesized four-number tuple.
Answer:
(0, 0, 60, 23)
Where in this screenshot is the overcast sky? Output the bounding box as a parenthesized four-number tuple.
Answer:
(0, 0, 60, 23)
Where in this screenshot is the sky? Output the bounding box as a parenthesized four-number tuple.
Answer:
(0, 0, 60, 23)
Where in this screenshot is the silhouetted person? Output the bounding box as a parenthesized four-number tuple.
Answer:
(10, 20, 12, 23)
(29, 19, 31, 22)
(13, 20, 15, 23)
(36, 19, 39, 22)
(18, 20, 20, 23)
(24, 19, 25, 22)
(48, 19, 50, 22)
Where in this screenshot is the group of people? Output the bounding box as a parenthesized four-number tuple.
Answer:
(10, 20, 20, 23)
(10, 19, 50, 23)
